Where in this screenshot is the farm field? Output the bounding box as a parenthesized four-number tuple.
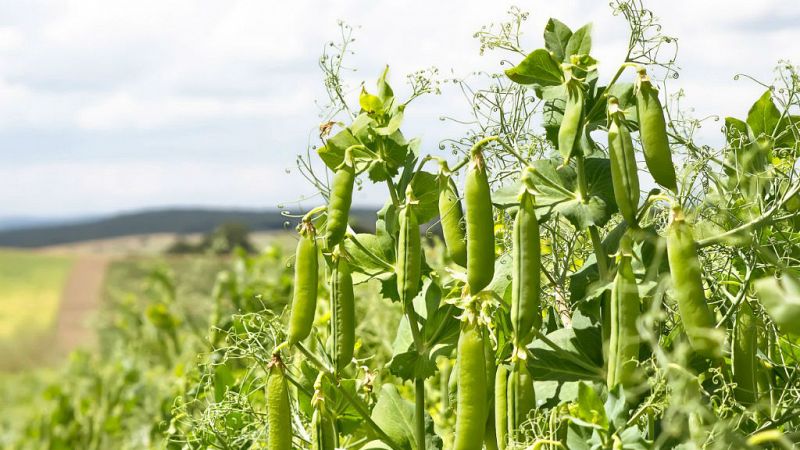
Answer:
(4, 1, 800, 449)
(0, 249, 74, 366)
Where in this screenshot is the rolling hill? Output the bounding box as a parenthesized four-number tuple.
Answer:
(0, 208, 377, 248)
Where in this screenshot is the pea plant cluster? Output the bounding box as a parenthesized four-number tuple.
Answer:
(269, 4, 800, 450)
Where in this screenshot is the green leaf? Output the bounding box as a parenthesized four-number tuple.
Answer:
(360, 88, 384, 114)
(377, 66, 395, 105)
(754, 274, 800, 335)
(344, 233, 393, 276)
(318, 128, 359, 170)
(746, 90, 781, 138)
(575, 381, 608, 429)
(544, 18, 573, 62)
(505, 49, 564, 86)
(564, 23, 593, 61)
(527, 326, 604, 382)
(371, 385, 441, 450)
(375, 105, 405, 136)
(524, 158, 615, 229)
(409, 171, 439, 223)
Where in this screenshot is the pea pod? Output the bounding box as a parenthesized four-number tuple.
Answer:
(453, 321, 488, 450)
(636, 70, 677, 192)
(397, 199, 421, 303)
(511, 189, 541, 348)
(267, 355, 292, 450)
(494, 364, 509, 450)
(465, 150, 495, 293)
(607, 97, 640, 226)
(507, 361, 535, 435)
(330, 249, 355, 372)
(325, 160, 356, 248)
(606, 236, 641, 390)
(311, 408, 336, 450)
(558, 75, 584, 163)
(287, 221, 318, 345)
(439, 174, 468, 267)
(666, 207, 718, 357)
(732, 300, 758, 406)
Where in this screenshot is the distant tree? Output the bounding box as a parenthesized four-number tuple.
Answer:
(202, 222, 256, 254)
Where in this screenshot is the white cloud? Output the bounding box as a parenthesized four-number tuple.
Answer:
(0, 0, 798, 215)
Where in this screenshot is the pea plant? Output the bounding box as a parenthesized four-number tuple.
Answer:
(269, 2, 800, 449)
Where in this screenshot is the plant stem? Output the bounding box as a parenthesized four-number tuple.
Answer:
(295, 343, 404, 450)
(415, 378, 426, 450)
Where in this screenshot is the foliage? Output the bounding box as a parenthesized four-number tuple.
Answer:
(6, 2, 800, 450)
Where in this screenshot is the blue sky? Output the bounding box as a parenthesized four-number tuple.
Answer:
(0, 0, 798, 217)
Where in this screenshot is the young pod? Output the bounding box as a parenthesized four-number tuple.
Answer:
(287, 221, 318, 345)
(606, 236, 641, 390)
(330, 250, 355, 372)
(494, 364, 509, 450)
(507, 361, 535, 435)
(511, 190, 541, 348)
(636, 70, 678, 192)
(311, 408, 337, 450)
(453, 321, 488, 450)
(397, 199, 421, 303)
(732, 300, 758, 406)
(608, 97, 641, 226)
(267, 355, 292, 450)
(558, 76, 584, 163)
(325, 160, 356, 248)
(666, 208, 718, 357)
(465, 150, 495, 293)
(439, 175, 468, 267)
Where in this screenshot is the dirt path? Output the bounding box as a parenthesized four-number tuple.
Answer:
(53, 255, 111, 353)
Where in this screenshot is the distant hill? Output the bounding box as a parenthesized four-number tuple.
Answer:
(0, 208, 377, 248)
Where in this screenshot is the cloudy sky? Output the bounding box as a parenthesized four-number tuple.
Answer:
(0, 0, 798, 218)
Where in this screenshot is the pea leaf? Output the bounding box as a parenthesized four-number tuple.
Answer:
(564, 23, 593, 61)
(747, 90, 781, 139)
(371, 385, 442, 450)
(754, 274, 800, 335)
(409, 171, 439, 223)
(524, 158, 615, 229)
(527, 326, 604, 382)
(505, 49, 564, 86)
(344, 233, 393, 277)
(575, 381, 608, 429)
(544, 18, 573, 62)
(360, 88, 384, 114)
(318, 128, 359, 170)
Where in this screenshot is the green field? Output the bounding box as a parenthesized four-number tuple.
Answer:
(0, 250, 73, 341)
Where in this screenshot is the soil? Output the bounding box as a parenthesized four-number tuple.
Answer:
(52, 255, 110, 353)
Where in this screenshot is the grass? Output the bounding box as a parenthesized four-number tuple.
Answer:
(0, 249, 73, 340)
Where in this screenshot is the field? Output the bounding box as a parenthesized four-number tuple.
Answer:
(0, 249, 74, 367)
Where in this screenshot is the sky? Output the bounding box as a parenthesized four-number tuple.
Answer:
(0, 0, 798, 218)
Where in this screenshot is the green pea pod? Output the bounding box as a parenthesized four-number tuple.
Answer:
(559, 77, 584, 163)
(439, 175, 468, 267)
(287, 221, 319, 345)
(465, 151, 495, 293)
(636, 71, 678, 192)
(606, 237, 641, 390)
(511, 190, 541, 348)
(330, 250, 355, 372)
(607, 97, 640, 226)
(494, 364, 509, 450)
(666, 208, 718, 357)
(732, 300, 758, 406)
(453, 322, 488, 450)
(312, 407, 337, 450)
(267, 355, 292, 450)
(508, 361, 535, 435)
(397, 201, 421, 303)
(325, 161, 355, 248)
